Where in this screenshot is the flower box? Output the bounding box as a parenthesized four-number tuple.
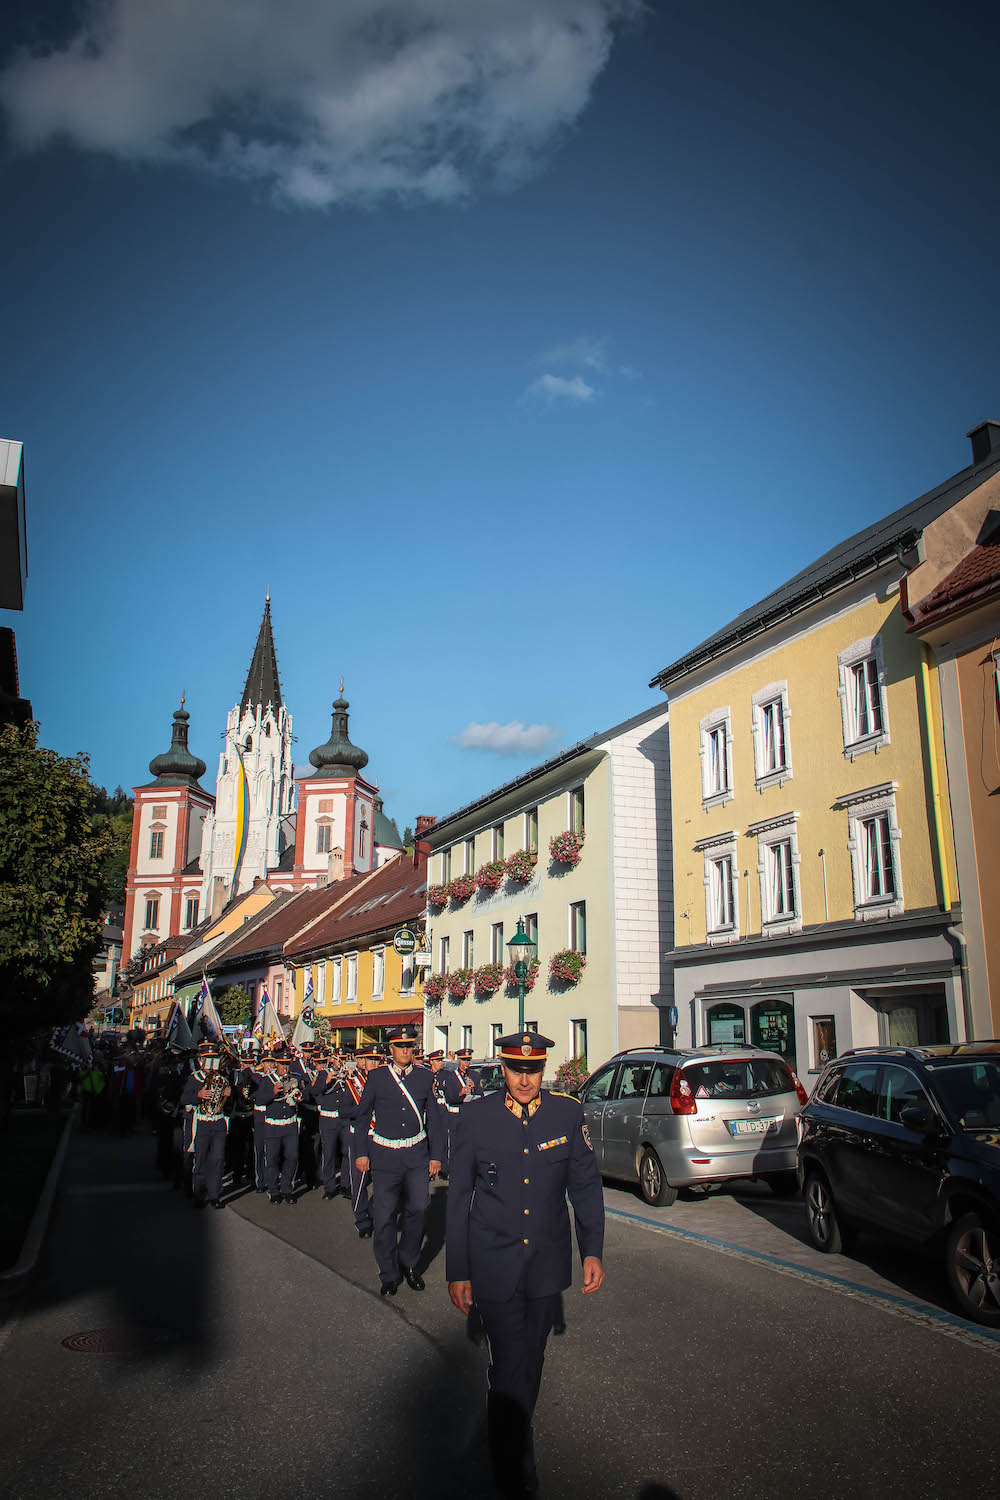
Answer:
(449, 873, 477, 904)
(505, 848, 538, 884)
(549, 828, 585, 866)
(475, 860, 507, 893)
(427, 884, 450, 910)
(549, 949, 586, 984)
(554, 1054, 589, 1092)
(474, 962, 505, 996)
(447, 968, 474, 999)
(422, 971, 448, 1003)
(503, 957, 539, 993)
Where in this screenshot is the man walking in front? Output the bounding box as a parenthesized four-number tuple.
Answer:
(446, 1030, 605, 1500)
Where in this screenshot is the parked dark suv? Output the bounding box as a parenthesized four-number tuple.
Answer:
(798, 1043, 1000, 1325)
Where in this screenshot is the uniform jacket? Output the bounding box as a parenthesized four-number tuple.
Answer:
(353, 1063, 446, 1167)
(254, 1076, 301, 1129)
(310, 1068, 362, 1122)
(437, 1066, 485, 1113)
(445, 1089, 605, 1300)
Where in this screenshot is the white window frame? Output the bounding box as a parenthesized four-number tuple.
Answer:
(316, 822, 332, 855)
(837, 636, 891, 757)
(695, 830, 740, 943)
(346, 952, 358, 1003)
(491, 1022, 504, 1057)
(569, 900, 587, 955)
(149, 827, 165, 860)
(438, 934, 450, 971)
(748, 812, 802, 935)
(330, 958, 342, 1005)
(465, 837, 476, 874)
(524, 806, 539, 852)
(490, 922, 504, 963)
(317, 963, 326, 1006)
(491, 823, 505, 860)
(184, 896, 198, 930)
(400, 959, 415, 997)
(571, 1018, 588, 1058)
(441, 847, 452, 883)
(372, 946, 385, 999)
(568, 785, 585, 834)
(144, 897, 160, 930)
(462, 929, 475, 967)
(698, 708, 734, 809)
(751, 682, 792, 790)
(461, 1025, 473, 1051)
(835, 782, 903, 919)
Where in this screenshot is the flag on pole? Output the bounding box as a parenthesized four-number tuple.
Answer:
(257, 992, 285, 1042)
(231, 743, 250, 895)
(291, 1005, 316, 1048)
(51, 1021, 93, 1069)
(303, 970, 314, 1005)
(198, 977, 226, 1045)
(164, 1002, 194, 1051)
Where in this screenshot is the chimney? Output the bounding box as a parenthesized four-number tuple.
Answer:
(967, 420, 1000, 467)
(413, 841, 429, 867)
(415, 814, 435, 836)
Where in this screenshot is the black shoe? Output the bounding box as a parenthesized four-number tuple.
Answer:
(401, 1266, 425, 1291)
(211, 1199, 225, 1211)
(322, 1191, 337, 1201)
(268, 1194, 281, 1204)
(380, 1280, 400, 1297)
(255, 1185, 266, 1194)
(285, 1194, 299, 1206)
(358, 1226, 374, 1239)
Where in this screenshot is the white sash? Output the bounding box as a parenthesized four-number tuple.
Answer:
(388, 1066, 423, 1134)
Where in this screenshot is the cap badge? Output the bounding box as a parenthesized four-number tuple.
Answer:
(521, 1043, 532, 1057)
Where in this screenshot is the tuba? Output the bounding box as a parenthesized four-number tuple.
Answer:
(200, 1070, 229, 1118)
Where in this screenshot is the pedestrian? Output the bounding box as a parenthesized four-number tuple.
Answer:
(353, 1026, 445, 1295)
(445, 1030, 605, 1500)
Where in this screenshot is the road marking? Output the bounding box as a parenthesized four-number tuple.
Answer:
(66, 1183, 172, 1195)
(607, 1204, 1000, 1354)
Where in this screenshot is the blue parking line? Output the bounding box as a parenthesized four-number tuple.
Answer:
(606, 1203, 1000, 1344)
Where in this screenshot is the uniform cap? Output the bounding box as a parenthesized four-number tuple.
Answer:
(426, 1049, 444, 1060)
(355, 1046, 380, 1059)
(498, 1030, 553, 1062)
(385, 1026, 418, 1044)
(455, 1048, 475, 1060)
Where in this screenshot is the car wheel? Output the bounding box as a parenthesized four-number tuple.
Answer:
(764, 1171, 799, 1198)
(803, 1170, 856, 1255)
(945, 1212, 1000, 1326)
(638, 1147, 677, 1207)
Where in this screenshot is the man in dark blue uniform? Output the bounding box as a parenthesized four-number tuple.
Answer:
(259, 1052, 302, 1204)
(353, 1025, 445, 1295)
(346, 1047, 379, 1237)
(437, 1046, 485, 1175)
(311, 1049, 356, 1200)
(446, 1030, 605, 1500)
(180, 1043, 231, 1209)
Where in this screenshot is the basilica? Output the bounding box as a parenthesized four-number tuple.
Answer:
(121, 598, 404, 961)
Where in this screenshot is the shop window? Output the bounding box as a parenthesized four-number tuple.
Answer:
(811, 1016, 837, 1071)
(750, 998, 796, 1069)
(705, 1002, 746, 1046)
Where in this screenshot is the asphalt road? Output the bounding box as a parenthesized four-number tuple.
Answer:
(1, 1127, 998, 1500)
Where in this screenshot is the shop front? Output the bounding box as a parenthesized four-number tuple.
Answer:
(705, 996, 798, 1069)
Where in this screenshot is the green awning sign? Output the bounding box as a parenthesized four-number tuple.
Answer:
(393, 928, 417, 956)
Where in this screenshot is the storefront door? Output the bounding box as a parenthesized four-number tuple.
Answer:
(750, 998, 796, 1070)
(706, 1002, 747, 1046)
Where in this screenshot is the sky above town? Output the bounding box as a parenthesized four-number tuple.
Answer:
(1, 0, 998, 833)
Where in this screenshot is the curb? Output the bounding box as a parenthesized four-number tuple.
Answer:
(0, 1104, 78, 1295)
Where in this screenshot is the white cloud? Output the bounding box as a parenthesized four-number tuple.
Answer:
(455, 720, 559, 755)
(538, 335, 607, 372)
(522, 373, 596, 405)
(0, 1, 640, 208)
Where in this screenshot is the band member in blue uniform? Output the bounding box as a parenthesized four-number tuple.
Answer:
(436, 1046, 484, 1175)
(181, 1043, 231, 1210)
(260, 1052, 304, 1204)
(353, 1026, 445, 1295)
(446, 1030, 605, 1500)
(227, 1064, 256, 1188)
(347, 1047, 379, 1237)
(311, 1049, 355, 1199)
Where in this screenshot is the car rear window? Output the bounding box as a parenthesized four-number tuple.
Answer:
(925, 1061, 1000, 1129)
(682, 1058, 794, 1101)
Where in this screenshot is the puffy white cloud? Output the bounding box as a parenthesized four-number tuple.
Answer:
(455, 721, 559, 755)
(522, 373, 596, 404)
(538, 335, 608, 371)
(0, 0, 639, 208)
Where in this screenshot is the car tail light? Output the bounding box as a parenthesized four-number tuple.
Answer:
(790, 1071, 809, 1106)
(669, 1069, 698, 1116)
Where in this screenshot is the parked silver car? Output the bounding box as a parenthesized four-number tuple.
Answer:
(579, 1045, 808, 1206)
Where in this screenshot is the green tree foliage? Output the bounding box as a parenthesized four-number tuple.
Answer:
(0, 723, 113, 1044)
(92, 784, 134, 906)
(403, 826, 414, 853)
(215, 985, 251, 1027)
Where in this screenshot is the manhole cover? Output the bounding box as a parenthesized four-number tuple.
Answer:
(61, 1329, 132, 1354)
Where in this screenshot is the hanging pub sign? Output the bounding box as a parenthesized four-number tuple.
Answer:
(393, 928, 417, 956)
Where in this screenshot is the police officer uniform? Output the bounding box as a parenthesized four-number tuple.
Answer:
(445, 1030, 605, 1499)
(353, 1026, 446, 1293)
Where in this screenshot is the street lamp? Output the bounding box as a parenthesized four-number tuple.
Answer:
(505, 918, 538, 1032)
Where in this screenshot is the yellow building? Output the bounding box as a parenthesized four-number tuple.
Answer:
(284, 852, 428, 1047)
(650, 424, 999, 1078)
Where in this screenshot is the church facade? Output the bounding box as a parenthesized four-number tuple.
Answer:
(121, 598, 404, 962)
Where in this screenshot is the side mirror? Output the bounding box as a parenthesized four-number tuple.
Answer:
(899, 1104, 935, 1134)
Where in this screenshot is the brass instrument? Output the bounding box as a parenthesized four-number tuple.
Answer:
(275, 1072, 304, 1105)
(198, 1070, 230, 1118)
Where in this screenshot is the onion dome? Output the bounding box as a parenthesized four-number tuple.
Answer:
(148, 698, 207, 786)
(308, 683, 369, 777)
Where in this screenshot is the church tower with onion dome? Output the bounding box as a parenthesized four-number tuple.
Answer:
(198, 594, 294, 914)
(283, 682, 378, 890)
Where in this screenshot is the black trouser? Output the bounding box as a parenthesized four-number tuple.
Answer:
(476, 1286, 559, 1497)
(253, 1109, 267, 1184)
(262, 1124, 299, 1196)
(298, 1110, 319, 1188)
(154, 1109, 175, 1176)
(347, 1133, 372, 1231)
(227, 1114, 254, 1184)
(318, 1116, 348, 1192)
(371, 1158, 428, 1283)
(192, 1118, 228, 1201)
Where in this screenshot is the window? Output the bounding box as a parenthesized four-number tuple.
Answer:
(766, 840, 795, 920)
(571, 1018, 588, 1058)
(490, 922, 504, 963)
(749, 814, 801, 935)
(524, 807, 538, 852)
(317, 823, 332, 854)
(438, 935, 450, 971)
(617, 1062, 652, 1099)
(569, 785, 585, 834)
(491, 1022, 504, 1057)
(491, 823, 505, 860)
(835, 1063, 880, 1116)
(185, 897, 198, 929)
(811, 1016, 837, 1071)
(442, 847, 452, 883)
(331, 959, 342, 1005)
(838, 637, 890, 755)
(569, 901, 587, 954)
(697, 830, 739, 939)
(836, 783, 903, 919)
(149, 829, 164, 859)
(274, 979, 283, 1010)
(359, 820, 368, 860)
(372, 947, 384, 998)
(461, 1026, 473, 1051)
(463, 930, 475, 968)
(699, 709, 733, 806)
(525, 913, 538, 947)
(877, 1064, 932, 1125)
(751, 682, 792, 787)
(317, 964, 326, 1006)
(684, 1057, 793, 1100)
(465, 837, 476, 874)
(144, 898, 159, 930)
(580, 1060, 614, 1101)
(346, 954, 358, 1002)
(648, 1063, 675, 1098)
(525, 1019, 538, 1033)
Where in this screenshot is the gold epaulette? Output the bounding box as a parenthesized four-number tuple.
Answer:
(548, 1091, 577, 1099)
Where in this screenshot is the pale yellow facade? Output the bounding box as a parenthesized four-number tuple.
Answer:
(292, 944, 425, 1042)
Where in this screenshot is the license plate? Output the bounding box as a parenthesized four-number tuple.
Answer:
(729, 1116, 781, 1136)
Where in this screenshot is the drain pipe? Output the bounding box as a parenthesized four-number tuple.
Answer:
(818, 848, 829, 923)
(947, 925, 974, 1042)
(919, 646, 953, 911)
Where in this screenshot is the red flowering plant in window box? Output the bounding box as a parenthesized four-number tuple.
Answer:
(449, 872, 477, 904)
(549, 829, 585, 866)
(427, 884, 450, 910)
(475, 860, 506, 893)
(447, 967, 474, 999)
(474, 962, 505, 996)
(505, 849, 537, 884)
(503, 957, 539, 993)
(422, 971, 448, 1005)
(549, 949, 586, 984)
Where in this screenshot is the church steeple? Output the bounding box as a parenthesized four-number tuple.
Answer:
(147, 697, 207, 786)
(309, 681, 369, 776)
(240, 594, 282, 716)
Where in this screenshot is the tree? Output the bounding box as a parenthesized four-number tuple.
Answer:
(92, 784, 134, 907)
(403, 825, 414, 854)
(215, 985, 251, 1027)
(0, 724, 113, 1121)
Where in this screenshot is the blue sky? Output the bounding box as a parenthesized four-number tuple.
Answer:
(1, 0, 997, 833)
